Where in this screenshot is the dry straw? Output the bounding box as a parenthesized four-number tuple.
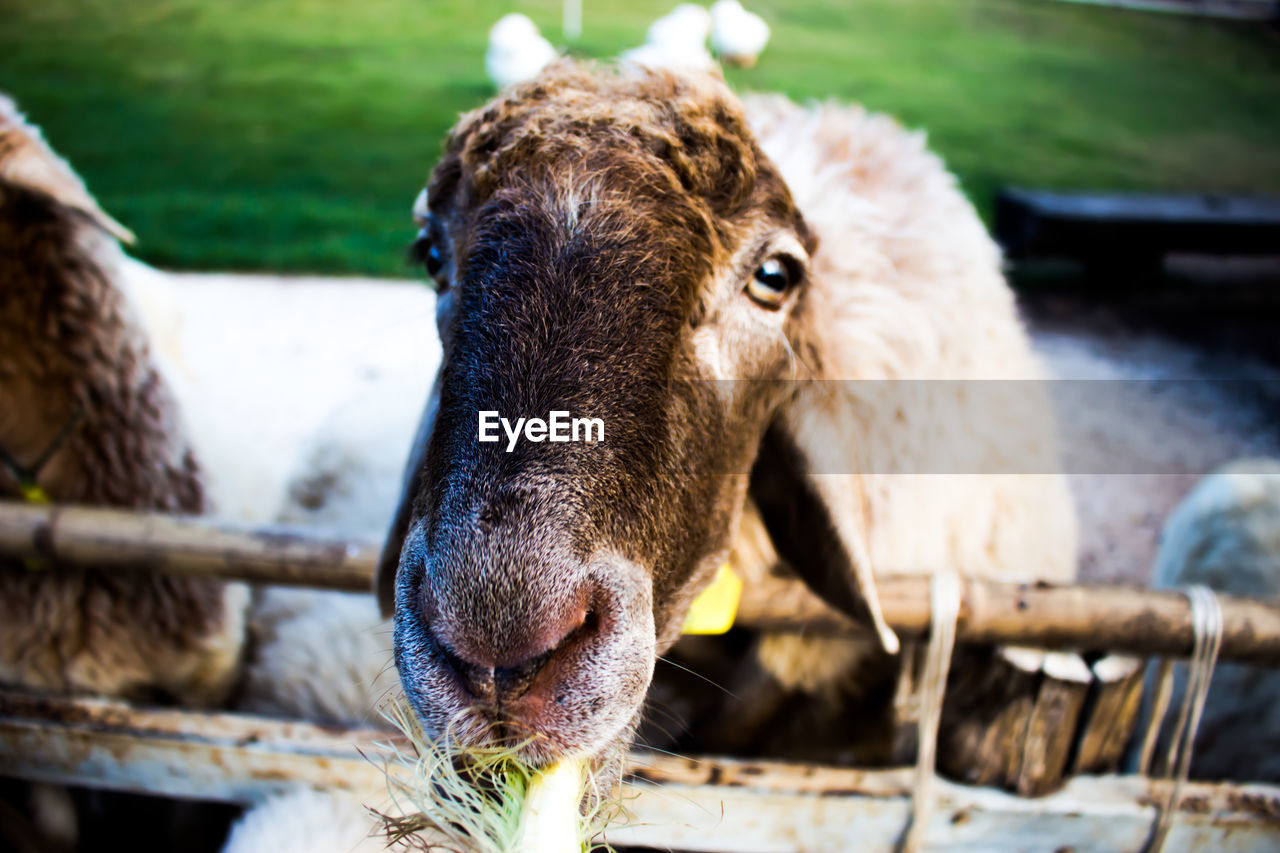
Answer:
(374, 696, 622, 852)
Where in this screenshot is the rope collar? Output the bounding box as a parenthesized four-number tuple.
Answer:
(0, 407, 82, 570)
(0, 405, 83, 505)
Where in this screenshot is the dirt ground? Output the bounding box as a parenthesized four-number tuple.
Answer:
(1024, 291, 1280, 585)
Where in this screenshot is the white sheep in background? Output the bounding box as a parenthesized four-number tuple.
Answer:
(621, 4, 717, 72)
(239, 343, 431, 723)
(486, 13, 559, 90)
(225, 313, 433, 852)
(221, 788, 387, 853)
(224, 583, 400, 853)
(710, 0, 770, 67)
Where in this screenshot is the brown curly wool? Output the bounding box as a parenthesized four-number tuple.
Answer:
(0, 95, 246, 704)
(425, 61, 809, 318)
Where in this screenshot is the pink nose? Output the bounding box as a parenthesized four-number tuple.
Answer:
(428, 590, 599, 705)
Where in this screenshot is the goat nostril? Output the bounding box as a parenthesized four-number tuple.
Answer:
(424, 568, 619, 707)
(492, 606, 597, 700)
(432, 634, 497, 702)
(494, 647, 556, 698)
(431, 603, 603, 704)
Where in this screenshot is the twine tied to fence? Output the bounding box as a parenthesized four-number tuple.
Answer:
(1141, 585, 1224, 853)
(898, 569, 960, 853)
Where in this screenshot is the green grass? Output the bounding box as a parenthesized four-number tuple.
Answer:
(1, 0, 1277, 276)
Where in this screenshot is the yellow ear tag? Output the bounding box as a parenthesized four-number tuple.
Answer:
(682, 562, 742, 635)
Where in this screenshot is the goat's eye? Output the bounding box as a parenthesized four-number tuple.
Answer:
(746, 257, 796, 308)
(411, 228, 448, 290)
(424, 243, 444, 277)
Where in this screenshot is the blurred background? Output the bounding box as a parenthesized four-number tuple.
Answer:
(1, 0, 1276, 277)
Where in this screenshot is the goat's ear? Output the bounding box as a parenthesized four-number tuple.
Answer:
(748, 401, 900, 654)
(0, 102, 136, 244)
(376, 377, 441, 617)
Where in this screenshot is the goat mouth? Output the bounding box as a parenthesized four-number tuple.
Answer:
(392, 541, 657, 769)
(398, 629, 647, 763)
(398, 653, 652, 772)
(408, 699, 616, 769)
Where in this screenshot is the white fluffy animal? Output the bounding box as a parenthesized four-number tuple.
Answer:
(621, 4, 716, 72)
(744, 90, 1076, 653)
(226, 337, 432, 852)
(222, 789, 387, 853)
(225, 584, 398, 853)
(485, 13, 558, 90)
(710, 0, 770, 67)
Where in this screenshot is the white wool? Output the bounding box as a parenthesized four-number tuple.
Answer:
(620, 41, 717, 73)
(737, 93, 1076, 690)
(235, 301, 431, 724)
(103, 267, 442, 776)
(233, 305, 436, 724)
(486, 13, 559, 90)
(118, 257, 184, 364)
(745, 94, 1077, 586)
(490, 12, 540, 43)
(236, 335, 435, 722)
(221, 789, 387, 853)
(141, 273, 438, 525)
(222, 786, 459, 853)
(278, 366, 429, 539)
(239, 588, 396, 727)
(646, 4, 713, 49)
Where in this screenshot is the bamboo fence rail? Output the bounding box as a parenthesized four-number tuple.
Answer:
(2, 500, 1280, 664)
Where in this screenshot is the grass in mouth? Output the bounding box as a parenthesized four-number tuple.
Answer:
(375, 696, 623, 852)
